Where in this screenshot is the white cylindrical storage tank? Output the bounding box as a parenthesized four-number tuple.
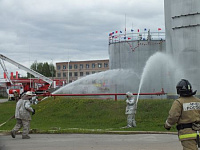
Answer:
(164, 0, 200, 94)
(109, 37, 166, 98)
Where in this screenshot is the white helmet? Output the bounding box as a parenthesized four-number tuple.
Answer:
(126, 91, 133, 98)
(25, 91, 36, 96)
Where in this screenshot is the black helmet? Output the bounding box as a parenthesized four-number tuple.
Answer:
(176, 79, 197, 97)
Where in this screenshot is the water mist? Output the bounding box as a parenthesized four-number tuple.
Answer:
(54, 69, 140, 97)
(136, 52, 185, 103)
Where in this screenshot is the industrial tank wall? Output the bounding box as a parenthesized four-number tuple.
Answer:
(108, 40, 166, 97)
(109, 40, 165, 73)
(164, 0, 200, 93)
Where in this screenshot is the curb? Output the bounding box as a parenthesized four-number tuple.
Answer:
(105, 131, 177, 135)
(0, 130, 177, 135)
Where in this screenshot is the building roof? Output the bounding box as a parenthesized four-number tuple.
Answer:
(56, 59, 109, 64)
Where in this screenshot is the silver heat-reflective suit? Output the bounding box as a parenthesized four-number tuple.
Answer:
(13, 98, 34, 136)
(125, 92, 137, 127)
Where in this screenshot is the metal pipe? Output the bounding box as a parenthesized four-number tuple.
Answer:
(39, 88, 166, 101)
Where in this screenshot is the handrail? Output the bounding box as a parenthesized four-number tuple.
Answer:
(109, 32, 165, 44)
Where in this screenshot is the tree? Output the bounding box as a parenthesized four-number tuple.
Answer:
(27, 62, 56, 78)
(43, 62, 51, 77)
(49, 63, 56, 77)
(36, 63, 43, 74)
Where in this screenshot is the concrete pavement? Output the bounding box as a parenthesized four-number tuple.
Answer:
(0, 99, 8, 103)
(0, 133, 182, 150)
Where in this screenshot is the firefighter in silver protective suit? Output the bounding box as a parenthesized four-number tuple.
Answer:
(11, 91, 36, 139)
(124, 92, 137, 128)
(164, 79, 200, 150)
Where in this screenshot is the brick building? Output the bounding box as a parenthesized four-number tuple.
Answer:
(56, 59, 109, 83)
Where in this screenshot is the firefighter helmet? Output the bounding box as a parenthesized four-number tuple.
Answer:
(25, 91, 36, 96)
(126, 91, 133, 98)
(176, 79, 196, 97)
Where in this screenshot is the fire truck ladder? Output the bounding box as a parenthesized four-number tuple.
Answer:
(0, 54, 53, 87)
(0, 58, 13, 84)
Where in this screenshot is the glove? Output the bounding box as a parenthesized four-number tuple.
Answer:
(164, 124, 171, 130)
(32, 109, 35, 115)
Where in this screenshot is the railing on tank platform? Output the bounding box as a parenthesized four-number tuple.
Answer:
(39, 88, 166, 101)
(108, 31, 165, 44)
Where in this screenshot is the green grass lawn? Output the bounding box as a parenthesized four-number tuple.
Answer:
(0, 97, 177, 133)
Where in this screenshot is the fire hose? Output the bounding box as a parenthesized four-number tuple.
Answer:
(0, 115, 15, 127)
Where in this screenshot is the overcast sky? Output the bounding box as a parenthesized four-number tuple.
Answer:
(0, 0, 165, 77)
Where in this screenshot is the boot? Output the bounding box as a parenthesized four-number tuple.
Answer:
(126, 125, 132, 128)
(121, 125, 132, 128)
(22, 135, 30, 139)
(11, 130, 15, 138)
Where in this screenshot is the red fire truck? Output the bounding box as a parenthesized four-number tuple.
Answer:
(0, 54, 66, 100)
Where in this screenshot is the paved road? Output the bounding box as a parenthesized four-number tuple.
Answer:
(0, 99, 8, 103)
(0, 133, 182, 150)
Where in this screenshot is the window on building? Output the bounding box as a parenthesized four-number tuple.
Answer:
(69, 64, 72, 69)
(80, 72, 84, 76)
(69, 72, 72, 77)
(92, 63, 95, 68)
(57, 65, 61, 70)
(74, 72, 78, 76)
(86, 64, 89, 68)
(63, 65, 66, 70)
(86, 72, 90, 75)
(104, 63, 108, 68)
(92, 71, 95, 74)
(74, 64, 78, 69)
(63, 72, 66, 77)
(80, 64, 83, 69)
(98, 63, 102, 68)
(57, 73, 61, 77)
